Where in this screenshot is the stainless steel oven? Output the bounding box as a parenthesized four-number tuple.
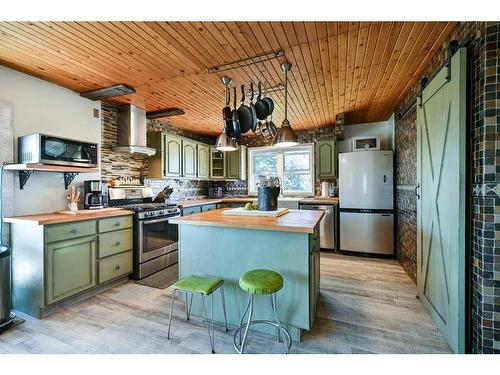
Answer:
(138, 215, 179, 263)
(133, 208, 180, 280)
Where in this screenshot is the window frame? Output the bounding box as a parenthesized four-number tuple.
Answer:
(248, 143, 315, 197)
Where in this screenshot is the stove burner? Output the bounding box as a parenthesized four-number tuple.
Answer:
(118, 203, 178, 211)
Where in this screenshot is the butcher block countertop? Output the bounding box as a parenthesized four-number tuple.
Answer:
(299, 196, 339, 205)
(3, 207, 134, 225)
(170, 208, 324, 234)
(174, 197, 256, 208)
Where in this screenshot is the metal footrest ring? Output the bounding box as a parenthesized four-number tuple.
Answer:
(232, 319, 292, 354)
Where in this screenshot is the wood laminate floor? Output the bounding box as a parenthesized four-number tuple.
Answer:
(0, 253, 451, 354)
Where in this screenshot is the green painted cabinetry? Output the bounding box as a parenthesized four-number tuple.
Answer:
(225, 145, 247, 180)
(165, 134, 183, 177)
(316, 138, 336, 179)
(11, 214, 134, 318)
(210, 147, 226, 179)
(197, 144, 210, 179)
(45, 235, 96, 305)
(182, 139, 198, 178)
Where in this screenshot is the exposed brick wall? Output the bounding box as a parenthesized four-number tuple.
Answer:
(395, 21, 500, 353)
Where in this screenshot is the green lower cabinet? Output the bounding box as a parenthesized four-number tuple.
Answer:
(98, 228, 133, 258)
(98, 251, 133, 284)
(182, 206, 202, 216)
(201, 203, 217, 212)
(45, 235, 96, 305)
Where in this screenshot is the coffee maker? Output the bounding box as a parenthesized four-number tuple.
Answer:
(84, 180, 108, 209)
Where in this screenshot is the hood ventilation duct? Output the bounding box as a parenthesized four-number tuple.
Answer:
(112, 104, 156, 156)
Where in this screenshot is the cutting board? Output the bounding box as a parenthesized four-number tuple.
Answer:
(222, 207, 289, 217)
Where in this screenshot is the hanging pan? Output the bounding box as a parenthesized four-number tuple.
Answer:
(230, 86, 241, 140)
(237, 84, 253, 134)
(255, 81, 270, 120)
(248, 82, 258, 132)
(222, 77, 233, 135)
(262, 84, 274, 116)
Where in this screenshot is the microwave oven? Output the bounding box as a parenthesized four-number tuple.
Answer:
(352, 136, 380, 151)
(18, 133, 98, 168)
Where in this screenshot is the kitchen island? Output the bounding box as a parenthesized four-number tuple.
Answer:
(170, 208, 324, 341)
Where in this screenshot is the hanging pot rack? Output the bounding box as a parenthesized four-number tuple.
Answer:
(208, 49, 285, 74)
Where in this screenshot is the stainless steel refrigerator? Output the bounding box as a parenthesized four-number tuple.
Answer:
(338, 150, 394, 255)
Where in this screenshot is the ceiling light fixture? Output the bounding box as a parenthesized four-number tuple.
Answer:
(273, 63, 298, 148)
(216, 76, 238, 152)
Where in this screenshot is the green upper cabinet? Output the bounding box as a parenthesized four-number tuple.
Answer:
(147, 132, 182, 178)
(210, 147, 226, 179)
(182, 139, 198, 178)
(225, 145, 247, 180)
(197, 144, 210, 179)
(165, 134, 183, 177)
(316, 138, 336, 179)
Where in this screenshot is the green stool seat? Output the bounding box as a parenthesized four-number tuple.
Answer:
(239, 269, 283, 295)
(172, 275, 223, 296)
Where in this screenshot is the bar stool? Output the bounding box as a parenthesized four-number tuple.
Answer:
(167, 275, 228, 353)
(233, 269, 292, 354)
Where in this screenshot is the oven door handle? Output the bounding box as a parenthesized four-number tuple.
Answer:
(140, 215, 181, 225)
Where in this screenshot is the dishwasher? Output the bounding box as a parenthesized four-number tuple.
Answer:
(299, 203, 336, 251)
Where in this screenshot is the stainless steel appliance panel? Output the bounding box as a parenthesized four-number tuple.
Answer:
(137, 215, 179, 263)
(339, 151, 393, 210)
(340, 211, 394, 255)
(299, 204, 336, 250)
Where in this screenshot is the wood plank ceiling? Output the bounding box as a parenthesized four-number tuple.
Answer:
(0, 22, 457, 136)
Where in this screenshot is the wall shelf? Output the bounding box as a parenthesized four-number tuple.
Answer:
(4, 164, 100, 190)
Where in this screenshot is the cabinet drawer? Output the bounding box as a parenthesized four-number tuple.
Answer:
(45, 220, 96, 243)
(182, 206, 201, 216)
(98, 251, 132, 284)
(98, 228, 132, 258)
(201, 203, 217, 212)
(98, 215, 132, 233)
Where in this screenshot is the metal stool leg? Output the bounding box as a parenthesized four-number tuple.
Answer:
(271, 293, 289, 354)
(238, 294, 252, 345)
(185, 293, 193, 320)
(167, 288, 176, 339)
(270, 294, 281, 343)
(240, 294, 254, 354)
(220, 285, 228, 332)
(201, 295, 215, 354)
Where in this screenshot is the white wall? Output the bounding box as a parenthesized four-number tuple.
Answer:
(337, 115, 395, 153)
(0, 66, 101, 215)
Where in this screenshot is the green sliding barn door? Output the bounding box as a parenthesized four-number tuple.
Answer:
(416, 48, 466, 353)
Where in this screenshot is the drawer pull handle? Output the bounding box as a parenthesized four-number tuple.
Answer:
(70, 229, 77, 234)
(114, 241, 121, 247)
(114, 265, 120, 271)
(113, 222, 120, 227)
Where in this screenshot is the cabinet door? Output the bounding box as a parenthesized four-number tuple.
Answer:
(226, 149, 240, 179)
(183, 140, 198, 178)
(197, 144, 210, 179)
(201, 203, 217, 212)
(182, 206, 202, 216)
(210, 147, 225, 179)
(316, 139, 336, 179)
(45, 235, 96, 305)
(164, 134, 182, 177)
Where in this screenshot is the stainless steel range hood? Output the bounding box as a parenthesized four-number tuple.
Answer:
(113, 104, 156, 156)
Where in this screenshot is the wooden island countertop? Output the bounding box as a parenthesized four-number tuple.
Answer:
(3, 207, 134, 225)
(170, 208, 324, 234)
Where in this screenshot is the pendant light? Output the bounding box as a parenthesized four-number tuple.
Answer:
(273, 63, 298, 147)
(216, 76, 238, 152)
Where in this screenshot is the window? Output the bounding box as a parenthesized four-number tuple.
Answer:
(248, 143, 314, 196)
